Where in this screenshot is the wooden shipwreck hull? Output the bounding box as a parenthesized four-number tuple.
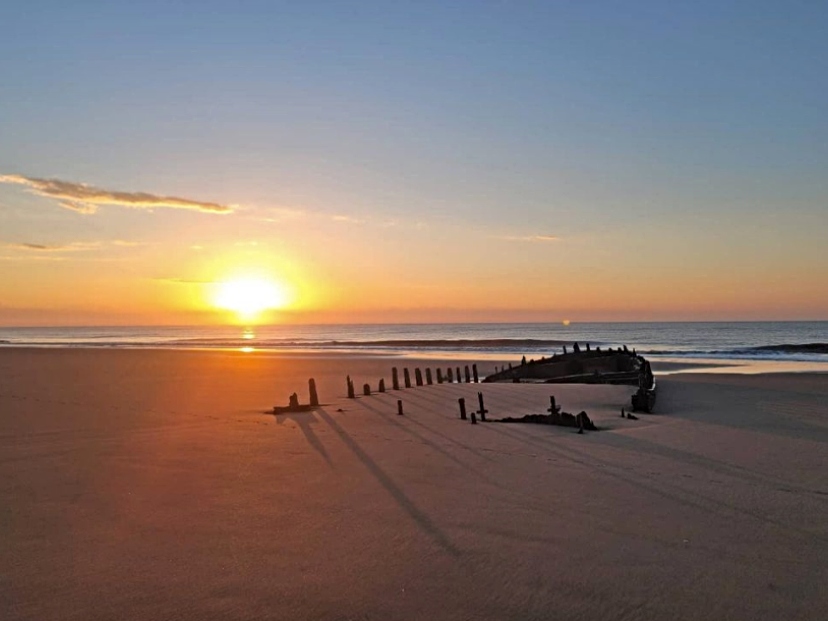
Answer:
(483, 345, 657, 413)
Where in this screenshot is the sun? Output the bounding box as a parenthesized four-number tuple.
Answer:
(212, 277, 289, 320)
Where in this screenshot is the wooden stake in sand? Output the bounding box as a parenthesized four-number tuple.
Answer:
(378, 379, 386, 393)
(456, 367, 461, 383)
(472, 364, 479, 383)
(464, 366, 471, 383)
(308, 378, 319, 407)
(476, 392, 488, 422)
(392, 367, 400, 391)
(436, 369, 443, 384)
(347, 376, 355, 399)
(415, 368, 423, 387)
(447, 368, 454, 383)
(426, 368, 433, 385)
(404, 368, 411, 388)
(458, 397, 467, 421)
(363, 383, 371, 396)
(397, 400, 404, 416)
(548, 396, 560, 415)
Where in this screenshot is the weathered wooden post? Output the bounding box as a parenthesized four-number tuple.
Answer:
(289, 393, 299, 409)
(578, 414, 584, 434)
(436, 369, 443, 384)
(308, 378, 319, 407)
(415, 368, 423, 386)
(447, 368, 454, 383)
(378, 379, 386, 393)
(476, 392, 488, 422)
(425, 368, 433, 385)
(456, 367, 461, 383)
(404, 368, 411, 388)
(397, 400, 404, 416)
(363, 383, 371, 396)
(471, 411, 477, 424)
(472, 364, 479, 383)
(586, 343, 591, 351)
(548, 396, 559, 415)
(347, 376, 355, 399)
(458, 397, 467, 420)
(392, 367, 400, 390)
(563, 345, 568, 354)
(464, 366, 471, 383)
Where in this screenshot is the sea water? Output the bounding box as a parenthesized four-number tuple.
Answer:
(1, 322, 826, 366)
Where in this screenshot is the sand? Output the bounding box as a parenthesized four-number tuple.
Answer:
(1, 348, 827, 620)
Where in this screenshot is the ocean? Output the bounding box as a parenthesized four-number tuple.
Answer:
(1, 322, 826, 365)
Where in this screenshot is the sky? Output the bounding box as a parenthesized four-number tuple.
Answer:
(1, 0, 826, 325)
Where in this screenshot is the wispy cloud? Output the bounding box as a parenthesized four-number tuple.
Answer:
(0, 254, 67, 262)
(14, 243, 59, 251)
(3, 240, 146, 252)
(0, 174, 234, 215)
(498, 234, 561, 242)
(251, 206, 307, 222)
(153, 277, 212, 284)
(331, 214, 363, 224)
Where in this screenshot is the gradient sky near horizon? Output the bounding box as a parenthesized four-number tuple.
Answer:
(1, 0, 826, 325)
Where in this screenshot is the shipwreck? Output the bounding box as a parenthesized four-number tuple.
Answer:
(482, 343, 657, 413)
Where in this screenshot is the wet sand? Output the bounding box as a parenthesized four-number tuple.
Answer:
(1, 348, 826, 620)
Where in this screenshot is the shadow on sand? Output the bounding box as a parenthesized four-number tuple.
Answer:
(316, 407, 460, 557)
(274, 409, 333, 467)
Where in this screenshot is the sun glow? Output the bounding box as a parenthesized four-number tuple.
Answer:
(212, 277, 290, 320)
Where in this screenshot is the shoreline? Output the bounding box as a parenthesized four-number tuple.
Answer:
(2, 344, 828, 376)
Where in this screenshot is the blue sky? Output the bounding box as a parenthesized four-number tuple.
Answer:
(1, 1, 826, 323)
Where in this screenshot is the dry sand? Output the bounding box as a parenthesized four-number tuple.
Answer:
(1, 348, 827, 620)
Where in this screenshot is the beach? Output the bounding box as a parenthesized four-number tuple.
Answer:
(1, 348, 827, 620)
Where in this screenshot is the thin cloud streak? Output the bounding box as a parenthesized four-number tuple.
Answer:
(153, 277, 212, 284)
(0, 174, 234, 215)
(331, 214, 362, 224)
(4, 241, 146, 252)
(250, 206, 307, 222)
(498, 234, 561, 242)
(0, 254, 67, 262)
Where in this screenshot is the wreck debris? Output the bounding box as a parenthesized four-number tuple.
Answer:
(483, 344, 657, 413)
(272, 379, 322, 414)
(476, 392, 488, 422)
(494, 408, 597, 431)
